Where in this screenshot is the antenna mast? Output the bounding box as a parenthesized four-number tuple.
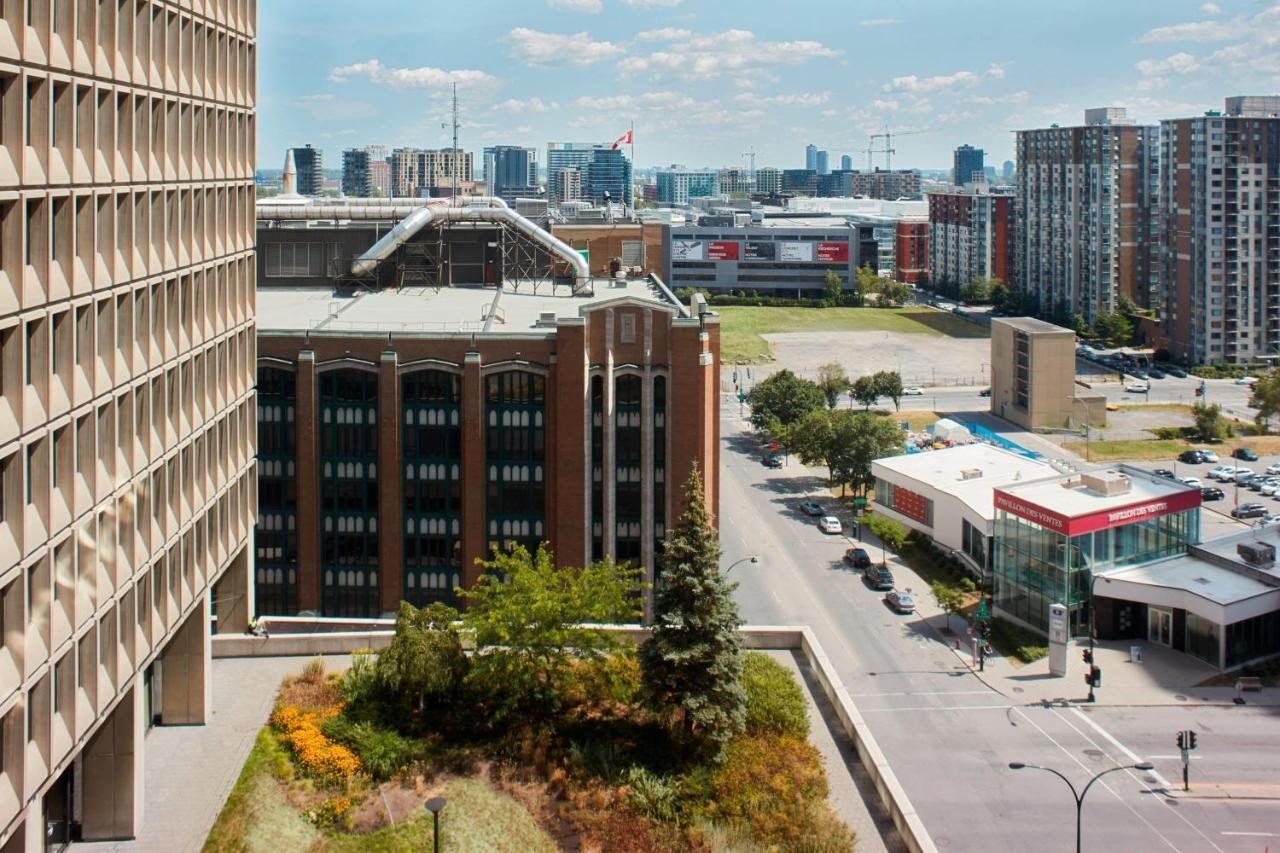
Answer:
(451, 83, 460, 201)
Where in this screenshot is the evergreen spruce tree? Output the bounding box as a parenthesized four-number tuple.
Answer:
(639, 465, 746, 758)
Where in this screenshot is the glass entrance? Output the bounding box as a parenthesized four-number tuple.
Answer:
(1148, 608, 1173, 646)
(44, 766, 73, 852)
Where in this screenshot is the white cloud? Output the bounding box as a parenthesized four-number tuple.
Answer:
(548, 0, 601, 11)
(623, 0, 683, 6)
(300, 94, 335, 103)
(1135, 51, 1200, 76)
(858, 18, 899, 27)
(884, 70, 979, 93)
(329, 59, 495, 90)
(636, 27, 690, 41)
(619, 29, 839, 80)
(505, 28, 626, 66)
(1201, 2, 1222, 13)
(1138, 18, 1247, 43)
(492, 97, 559, 113)
(966, 90, 1030, 105)
(733, 91, 830, 107)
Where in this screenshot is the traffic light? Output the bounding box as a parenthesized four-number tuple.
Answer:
(1082, 649, 1093, 665)
(1090, 666, 1101, 688)
(1188, 730, 1197, 750)
(1177, 731, 1185, 750)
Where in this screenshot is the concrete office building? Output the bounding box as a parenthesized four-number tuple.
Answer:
(0, 3, 258, 849)
(656, 168, 719, 205)
(1157, 97, 1280, 365)
(389, 148, 474, 198)
(1015, 108, 1159, 321)
(547, 143, 597, 206)
(292, 144, 323, 196)
(341, 148, 373, 198)
(928, 184, 1016, 288)
(555, 168, 583, 204)
(369, 159, 391, 197)
(1002, 160, 1014, 180)
(717, 167, 752, 197)
(849, 169, 922, 200)
(483, 146, 539, 205)
(755, 167, 782, 196)
(953, 144, 985, 186)
(990, 318, 1105, 430)
(252, 207, 717, 620)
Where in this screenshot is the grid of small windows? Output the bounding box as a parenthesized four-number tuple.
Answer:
(255, 367, 296, 615)
(402, 371, 461, 607)
(653, 375, 667, 573)
(319, 369, 379, 617)
(614, 375, 642, 567)
(485, 371, 546, 556)
(590, 375, 603, 562)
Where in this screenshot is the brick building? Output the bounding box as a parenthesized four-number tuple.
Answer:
(253, 210, 718, 620)
(928, 186, 1015, 288)
(893, 219, 929, 284)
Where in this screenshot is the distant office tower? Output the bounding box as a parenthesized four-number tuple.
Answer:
(548, 143, 611, 205)
(0, 4, 258, 848)
(717, 167, 752, 196)
(849, 169, 922, 200)
(755, 167, 783, 195)
(484, 146, 539, 204)
(841, 154, 853, 171)
(782, 169, 821, 195)
(293, 144, 324, 195)
(342, 148, 373, 197)
(364, 145, 389, 162)
(369, 159, 392, 196)
(1002, 160, 1014, 179)
(1016, 108, 1158, 322)
(390, 148, 474, 197)
(1159, 97, 1280, 364)
(657, 167, 720, 204)
(805, 144, 818, 171)
(953, 144, 985, 185)
(816, 150, 830, 175)
(588, 147, 633, 206)
(929, 185, 1017, 287)
(556, 167, 584, 203)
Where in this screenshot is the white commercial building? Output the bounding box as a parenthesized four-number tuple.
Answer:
(871, 445, 1057, 578)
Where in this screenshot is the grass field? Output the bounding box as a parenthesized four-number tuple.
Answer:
(717, 306, 988, 363)
(1064, 434, 1280, 461)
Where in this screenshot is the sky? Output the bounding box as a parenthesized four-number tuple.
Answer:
(258, 0, 1280, 172)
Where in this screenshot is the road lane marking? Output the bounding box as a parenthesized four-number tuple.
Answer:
(859, 704, 1012, 712)
(849, 690, 993, 698)
(1067, 708, 1174, 790)
(1146, 755, 1203, 761)
(1221, 832, 1276, 837)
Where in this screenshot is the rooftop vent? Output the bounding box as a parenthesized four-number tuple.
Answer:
(959, 468, 983, 481)
(1082, 470, 1131, 496)
(537, 311, 558, 327)
(1237, 541, 1275, 568)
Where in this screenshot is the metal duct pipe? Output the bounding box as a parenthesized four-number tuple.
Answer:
(256, 204, 438, 220)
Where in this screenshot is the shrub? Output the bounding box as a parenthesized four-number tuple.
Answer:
(300, 658, 326, 684)
(568, 650, 643, 707)
(866, 513, 910, 553)
(270, 703, 362, 784)
(741, 653, 809, 739)
(990, 618, 1048, 664)
(710, 736, 838, 850)
(624, 766, 680, 823)
(320, 715, 421, 781)
(338, 650, 383, 708)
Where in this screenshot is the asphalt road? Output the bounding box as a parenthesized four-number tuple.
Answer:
(719, 399, 1280, 851)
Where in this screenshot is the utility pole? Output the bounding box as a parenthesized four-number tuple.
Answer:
(443, 82, 460, 202)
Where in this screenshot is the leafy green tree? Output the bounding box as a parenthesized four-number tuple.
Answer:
(846, 414, 907, 496)
(745, 369, 827, 433)
(990, 282, 1012, 311)
(959, 276, 995, 304)
(1192, 400, 1233, 441)
(1250, 372, 1280, 433)
(1092, 311, 1134, 348)
(815, 362, 850, 409)
(878, 279, 914, 307)
(462, 544, 642, 722)
(640, 466, 746, 758)
(789, 409, 852, 491)
(866, 513, 910, 552)
(873, 370, 904, 412)
(377, 602, 468, 714)
(851, 374, 880, 411)
(1071, 314, 1090, 338)
(854, 264, 880, 306)
(821, 269, 843, 306)
(930, 582, 966, 633)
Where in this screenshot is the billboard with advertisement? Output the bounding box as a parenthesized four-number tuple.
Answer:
(706, 241, 740, 261)
(817, 242, 850, 262)
(671, 240, 705, 261)
(743, 240, 776, 261)
(779, 242, 814, 262)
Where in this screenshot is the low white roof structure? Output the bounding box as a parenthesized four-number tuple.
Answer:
(873, 444, 1056, 524)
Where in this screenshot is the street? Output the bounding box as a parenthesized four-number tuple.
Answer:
(719, 399, 1280, 851)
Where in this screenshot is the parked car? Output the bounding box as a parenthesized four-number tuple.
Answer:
(1234, 469, 1257, 484)
(1179, 477, 1203, 488)
(1262, 514, 1280, 525)
(885, 590, 916, 614)
(903, 387, 925, 396)
(1260, 481, 1280, 496)
(1125, 381, 1150, 394)
(843, 547, 872, 569)
(1235, 376, 1259, 386)
(799, 500, 824, 516)
(979, 388, 992, 397)
(1180, 450, 1207, 464)
(1265, 462, 1280, 475)
(817, 516, 842, 534)
(1233, 503, 1268, 519)
(1147, 367, 1167, 379)
(762, 455, 783, 469)
(1234, 447, 1260, 462)
(1246, 476, 1273, 491)
(1153, 468, 1176, 479)
(1199, 450, 1220, 463)
(1201, 487, 1225, 501)
(864, 566, 895, 590)
(1166, 366, 1189, 379)
(1208, 465, 1242, 480)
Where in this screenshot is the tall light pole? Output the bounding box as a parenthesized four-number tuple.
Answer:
(724, 555, 759, 575)
(425, 796, 447, 853)
(1008, 761, 1153, 853)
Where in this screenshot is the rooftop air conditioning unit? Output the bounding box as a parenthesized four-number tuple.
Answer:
(959, 468, 983, 481)
(1238, 541, 1275, 567)
(1082, 470, 1131, 496)
(537, 311, 558, 327)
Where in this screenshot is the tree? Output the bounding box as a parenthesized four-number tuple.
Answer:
(1092, 311, 1133, 348)
(959, 276, 996, 304)
(854, 264, 880, 306)
(1192, 400, 1233, 441)
(845, 414, 907, 496)
(815, 362, 850, 409)
(879, 279, 913, 307)
(788, 409, 854, 492)
(640, 467, 746, 758)
(821, 269, 843, 306)
(866, 513, 910, 553)
(461, 544, 642, 722)
(377, 601, 468, 714)
(1250, 371, 1280, 433)
(873, 370, 904, 412)
(745, 370, 826, 432)
(990, 282, 1012, 311)
(851, 375, 880, 411)
(930, 582, 965, 634)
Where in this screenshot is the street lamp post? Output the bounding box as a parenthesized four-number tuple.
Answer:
(425, 797, 447, 853)
(1008, 761, 1153, 853)
(724, 556, 759, 576)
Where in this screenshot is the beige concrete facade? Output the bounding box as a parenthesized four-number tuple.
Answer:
(0, 1, 258, 848)
(990, 317, 1105, 430)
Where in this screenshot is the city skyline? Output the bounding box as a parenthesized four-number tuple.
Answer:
(259, 0, 1280, 169)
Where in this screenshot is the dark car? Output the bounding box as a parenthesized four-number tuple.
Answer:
(1201, 486, 1225, 501)
(761, 455, 783, 469)
(1167, 366, 1189, 379)
(1233, 448, 1260, 462)
(1233, 503, 1268, 519)
(799, 500, 824, 516)
(1148, 367, 1167, 379)
(978, 388, 992, 397)
(864, 566, 895, 591)
(1179, 450, 1206, 464)
(843, 547, 872, 569)
(1153, 468, 1176, 479)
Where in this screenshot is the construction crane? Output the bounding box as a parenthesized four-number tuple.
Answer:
(742, 146, 757, 178)
(865, 127, 937, 171)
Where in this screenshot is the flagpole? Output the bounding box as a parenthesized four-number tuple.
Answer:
(629, 119, 635, 208)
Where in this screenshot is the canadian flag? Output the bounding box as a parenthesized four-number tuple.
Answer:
(611, 129, 633, 150)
